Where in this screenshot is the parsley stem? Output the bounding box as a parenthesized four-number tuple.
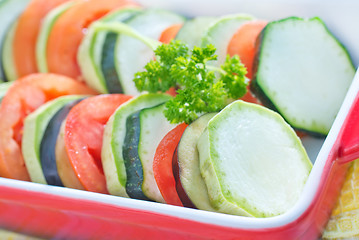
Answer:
(91, 22, 161, 50)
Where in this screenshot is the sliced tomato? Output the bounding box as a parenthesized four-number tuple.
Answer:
(0, 73, 98, 181)
(153, 123, 187, 206)
(63, 94, 132, 193)
(13, 0, 70, 77)
(227, 20, 267, 104)
(158, 23, 183, 44)
(46, 0, 139, 80)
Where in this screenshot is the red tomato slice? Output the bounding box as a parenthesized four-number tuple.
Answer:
(63, 94, 132, 193)
(153, 123, 187, 206)
(46, 0, 138, 80)
(13, 0, 70, 77)
(158, 23, 183, 44)
(0, 73, 98, 181)
(227, 20, 267, 104)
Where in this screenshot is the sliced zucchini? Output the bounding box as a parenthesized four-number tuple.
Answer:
(175, 16, 216, 49)
(177, 112, 217, 211)
(0, 0, 31, 81)
(251, 17, 355, 136)
(115, 9, 185, 95)
(0, 81, 12, 102)
(36, 1, 75, 73)
(201, 14, 253, 66)
(197, 100, 312, 217)
(2, 20, 18, 81)
(123, 103, 176, 202)
(102, 93, 171, 197)
(78, 7, 142, 93)
(22, 95, 84, 184)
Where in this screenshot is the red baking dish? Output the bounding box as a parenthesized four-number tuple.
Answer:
(1, 0, 359, 239)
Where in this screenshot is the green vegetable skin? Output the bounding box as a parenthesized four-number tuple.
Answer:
(197, 100, 312, 217)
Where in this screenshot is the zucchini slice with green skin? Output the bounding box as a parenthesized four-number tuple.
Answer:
(123, 103, 176, 202)
(177, 112, 217, 211)
(201, 14, 253, 66)
(78, 7, 142, 93)
(22, 95, 84, 184)
(0, 0, 31, 81)
(0, 81, 13, 101)
(115, 9, 185, 95)
(102, 93, 171, 197)
(251, 17, 355, 136)
(197, 100, 312, 217)
(36, 1, 75, 73)
(2, 20, 18, 81)
(175, 16, 216, 50)
(40, 98, 83, 186)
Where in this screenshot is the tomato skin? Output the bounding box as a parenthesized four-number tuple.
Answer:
(227, 20, 267, 104)
(158, 24, 183, 44)
(153, 123, 187, 206)
(0, 73, 98, 181)
(13, 0, 70, 77)
(46, 0, 139, 80)
(63, 94, 132, 193)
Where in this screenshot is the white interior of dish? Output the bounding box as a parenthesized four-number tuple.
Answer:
(0, 0, 358, 230)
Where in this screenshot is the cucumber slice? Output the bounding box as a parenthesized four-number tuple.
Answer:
(78, 8, 142, 93)
(115, 9, 185, 95)
(22, 95, 84, 184)
(175, 16, 216, 49)
(177, 113, 217, 211)
(36, 1, 75, 73)
(201, 14, 253, 66)
(197, 100, 312, 217)
(2, 20, 18, 81)
(123, 103, 176, 202)
(102, 93, 171, 197)
(251, 17, 355, 136)
(0, 0, 31, 81)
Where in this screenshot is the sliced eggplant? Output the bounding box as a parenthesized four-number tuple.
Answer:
(102, 93, 171, 197)
(251, 17, 355, 136)
(197, 100, 312, 217)
(176, 113, 217, 211)
(22, 95, 84, 184)
(40, 98, 83, 186)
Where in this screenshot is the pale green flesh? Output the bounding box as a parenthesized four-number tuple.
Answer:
(197, 100, 312, 217)
(22, 95, 84, 184)
(139, 104, 176, 203)
(201, 14, 253, 66)
(36, 1, 74, 73)
(256, 17, 355, 135)
(175, 16, 216, 50)
(0, 81, 12, 101)
(101, 93, 171, 196)
(0, 0, 31, 81)
(2, 20, 18, 81)
(177, 113, 217, 211)
(115, 9, 185, 95)
(78, 7, 141, 93)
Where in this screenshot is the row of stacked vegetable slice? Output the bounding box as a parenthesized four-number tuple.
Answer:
(0, 0, 356, 222)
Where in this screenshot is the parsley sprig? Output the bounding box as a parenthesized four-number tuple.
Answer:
(135, 40, 248, 124)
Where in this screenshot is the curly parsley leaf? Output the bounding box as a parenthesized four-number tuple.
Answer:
(134, 40, 248, 124)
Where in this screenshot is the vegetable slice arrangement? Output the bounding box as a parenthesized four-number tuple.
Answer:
(0, 0, 355, 230)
